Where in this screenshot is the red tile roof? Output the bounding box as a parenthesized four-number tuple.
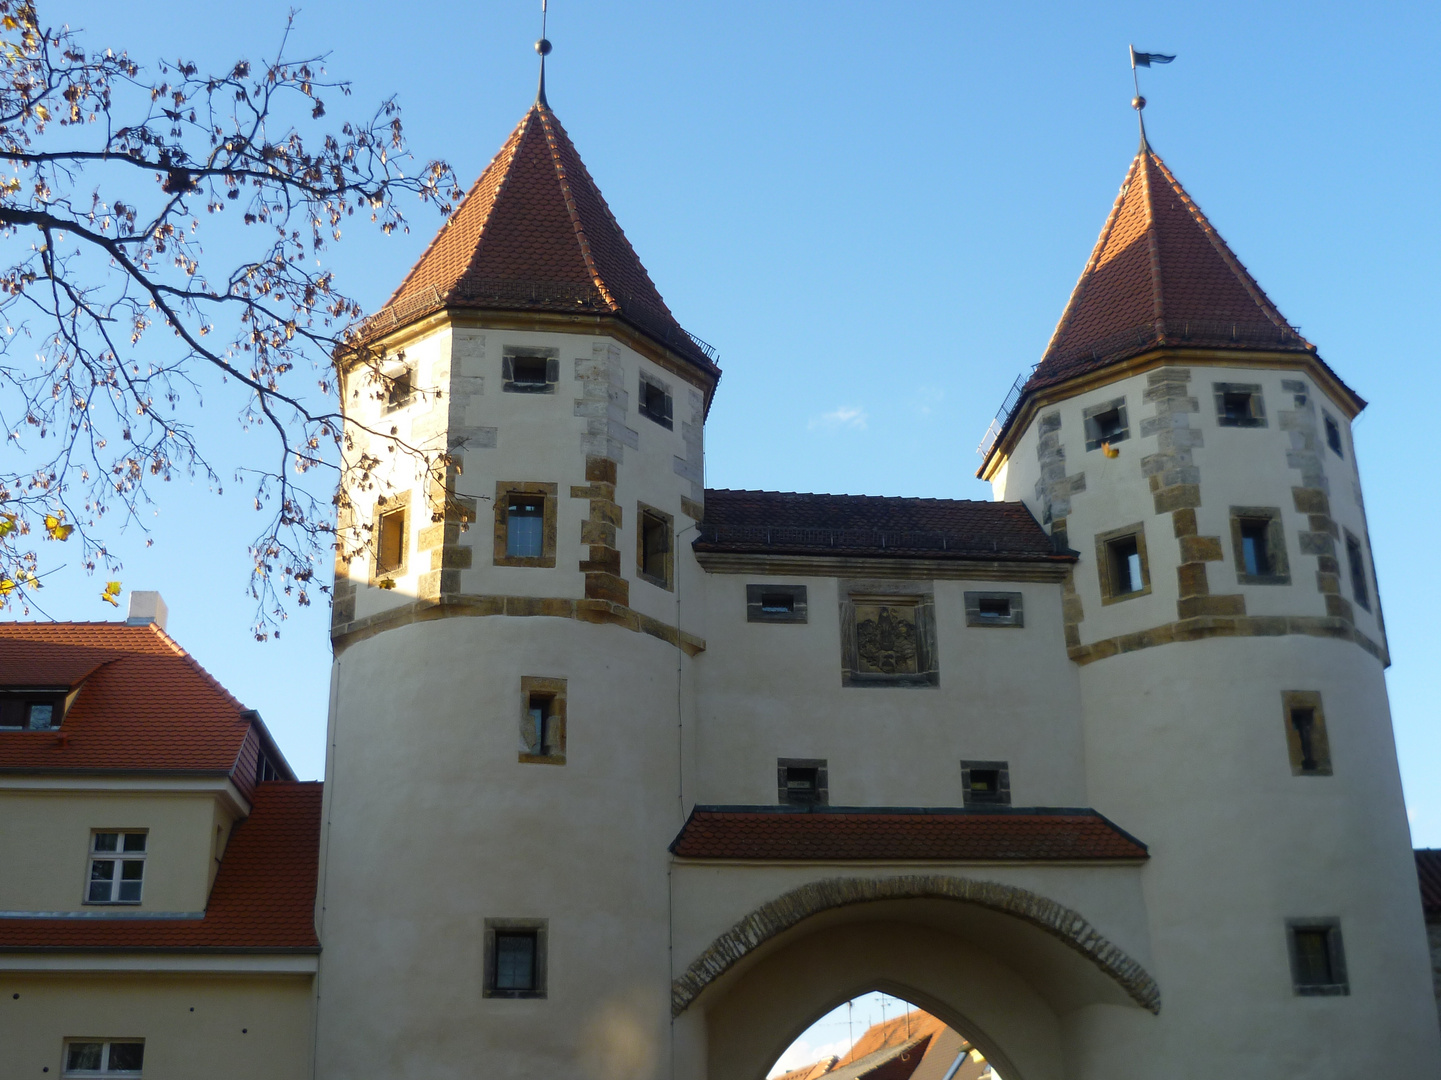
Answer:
(670, 807, 1148, 862)
(1417, 849, 1441, 917)
(1027, 140, 1330, 395)
(0, 781, 321, 951)
(0, 622, 289, 797)
(367, 102, 719, 378)
(694, 489, 1068, 563)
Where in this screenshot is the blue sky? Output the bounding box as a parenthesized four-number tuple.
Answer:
(25, 2, 1441, 843)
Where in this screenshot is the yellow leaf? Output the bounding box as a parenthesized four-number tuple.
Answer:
(44, 513, 73, 540)
(0, 579, 14, 596)
(2, 16, 17, 29)
(377, 577, 396, 590)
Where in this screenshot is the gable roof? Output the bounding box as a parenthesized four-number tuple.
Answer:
(0, 781, 321, 951)
(694, 489, 1068, 563)
(0, 622, 290, 795)
(366, 102, 719, 379)
(1027, 138, 1328, 395)
(670, 807, 1149, 862)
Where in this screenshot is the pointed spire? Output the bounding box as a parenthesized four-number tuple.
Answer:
(535, 0, 551, 107)
(366, 101, 718, 377)
(1025, 139, 1322, 395)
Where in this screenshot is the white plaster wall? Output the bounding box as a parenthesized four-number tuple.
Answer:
(0, 792, 232, 913)
(315, 615, 693, 1080)
(689, 575, 1086, 808)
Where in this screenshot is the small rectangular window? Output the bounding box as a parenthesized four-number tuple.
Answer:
(746, 584, 808, 623)
(639, 372, 674, 429)
(1083, 397, 1129, 452)
(384, 366, 414, 413)
(961, 759, 1011, 806)
(256, 754, 282, 784)
(1214, 382, 1267, 427)
(1096, 525, 1150, 603)
(637, 504, 674, 590)
(375, 505, 407, 575)
(964, 591, 1024, 628)
(1239, 519, 1270, 576)
(506, 498, 545, 559)
(1324, 413, 1344, 457)
(502, 348, 558, 394)
(64, 1039, 145, 1076)
(1345, 533, 1369, 610)
(519, 676, 566, 764)
(777, 758, 828, 806)
(1287, 919, 1348, 995)
(1281, 691, 1332, 776)
(87, 832, 146, 904)
(483, 918, 548, 998)
(1230, 506, 1289, 585)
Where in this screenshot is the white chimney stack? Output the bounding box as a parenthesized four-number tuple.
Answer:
(126, 591, 169, 630)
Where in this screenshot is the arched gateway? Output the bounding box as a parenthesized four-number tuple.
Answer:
(673, 875, 1160, 1080)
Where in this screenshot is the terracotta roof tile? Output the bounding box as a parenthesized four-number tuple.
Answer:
(1028, 142, 1324, 395)
(1416, 849, 1441, 917)
(694, 489, 1066, 563)
(369, 103, 719, 378)
(0, 622, 286, 787)
(669, 807, 1148, 862)
(0, 781, 321, 950)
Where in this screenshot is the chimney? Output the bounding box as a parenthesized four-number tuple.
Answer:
(126, 591, 169, 631)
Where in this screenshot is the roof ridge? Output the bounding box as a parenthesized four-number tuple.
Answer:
(705, 488, 1006, 507)
(537, 105, 618, 313)
(1140, 150, 1165, 340)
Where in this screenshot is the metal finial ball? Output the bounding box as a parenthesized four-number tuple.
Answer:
(1132, 95, 1146, 111)
(535, 38, 552, 56)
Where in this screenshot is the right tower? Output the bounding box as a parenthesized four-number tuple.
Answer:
(979, 131, 1440, 1072)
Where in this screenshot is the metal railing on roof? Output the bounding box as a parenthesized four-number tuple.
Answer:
(975, 317, 1310, 457)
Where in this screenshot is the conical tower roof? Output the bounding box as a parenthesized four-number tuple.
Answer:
(365, 102, 718, 378)
(1025, 139, 1320, 395)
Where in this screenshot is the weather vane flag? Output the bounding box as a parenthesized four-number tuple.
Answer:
(1128, 45, 1176, 139)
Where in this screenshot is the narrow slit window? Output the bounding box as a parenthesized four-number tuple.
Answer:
(376, 506, 407, 575)
(506, 498, 545, 559)
(1107, 535, 1143, 596)
(637, 505, 674, 590)
(1239, 519, 1272, 576)
(1290, 707, 1321, 772)
(1324, 413, 1344, 457)
(1345, 534, 1369, 610)
(87, 831, 146, 904)
(1282, 691, 1332, 776)
(526, 694, 552, 757)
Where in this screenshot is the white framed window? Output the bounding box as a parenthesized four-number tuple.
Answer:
(86, 831, 146, 904)
(63, 1039, 144, 1076)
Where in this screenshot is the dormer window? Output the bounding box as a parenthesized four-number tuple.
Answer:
(0, 692, 66, 730)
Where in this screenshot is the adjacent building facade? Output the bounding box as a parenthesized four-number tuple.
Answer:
(3, 75, 1439, 1080)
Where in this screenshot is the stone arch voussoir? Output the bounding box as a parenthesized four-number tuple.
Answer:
(671, 874, 1160, 1017)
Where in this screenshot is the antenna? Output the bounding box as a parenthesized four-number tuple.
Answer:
(535, 0, 552, 107)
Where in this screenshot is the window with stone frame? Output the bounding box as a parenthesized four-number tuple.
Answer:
(1281, 691, 1332, 776)
(1095, 524, 1151, 604)
(383, 362, 415, 413)
(86, 831, 146, 904)
(638, 370, 674, 429)
(1344, 531, 1370, 611)
(777, 758, 828, 806)
(1083, 397, 1129, 452)
(746, 584, 808, 623)
(637, 504, 673, 590)
(1286, 919, 1348, 995)
(63, 1039, 145, 1076)
(493, 482, 558, 568)
(1323, 412, 1344, 458)
(374, 502, 408, 578)
(483, 918, 548, 998)
(960, 760, 1011, 806)
(838, 583, 939, 688)
(519, 676, 566, 764)
(1213, 382, 1267, 427)
(501, 347, 559, 394)
(1229, 506, 1290, 585)
(964, 591, 1024, 628)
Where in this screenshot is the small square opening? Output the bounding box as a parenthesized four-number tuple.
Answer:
(784, 767, 820, 805)
(1221, 391, 1255, 423)
(511, 355, 549, 388)
(760, 592, 794, 615)
(977, 597, 1011, 620)
(1107, 535, 1143, 595)
(384, 367, 413, 412)
(1092, 408, 1124, 442)
(969, 769, 1001, 797)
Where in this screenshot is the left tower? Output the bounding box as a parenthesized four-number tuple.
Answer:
(316, 79, 720, 1076)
